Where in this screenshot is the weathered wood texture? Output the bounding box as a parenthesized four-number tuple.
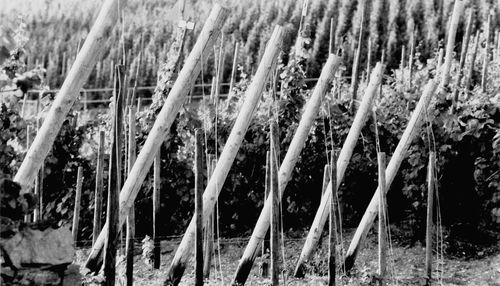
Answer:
(293, 63, 383, 278)
(165, 25, 284, 286)
(233, 54, 342, 285)
(14, 0, 128, 191)
(85, 5, 228, 272)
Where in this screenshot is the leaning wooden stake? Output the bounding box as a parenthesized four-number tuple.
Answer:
(377, 152, 387, 286)
(126, 104, 137, 286)
(85, 5, 228, 272)
(270, 122, 280, 286)
(194, 129, 204, 286)
(103, 65, 125, 286)
(441, 0, 465, 88)
(153, 150, 162, 269)
(343, 79, 438, 272)
(72, 166, 84, 244)
(328, 152, 338, 286)
(164, 25, 283, 286)
(425, 152, 436, 286)
(232, 54, 342, 285)
(93, 130, 105, 245)
(14, 0, 127, 191)
(293, 63, 383, 278)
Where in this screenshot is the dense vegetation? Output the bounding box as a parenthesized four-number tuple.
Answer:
(1, 0, 499, 255)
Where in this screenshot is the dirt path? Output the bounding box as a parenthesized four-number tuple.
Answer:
(76, 232, 500, 285)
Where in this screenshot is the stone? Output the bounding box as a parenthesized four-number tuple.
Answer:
(1, 225, 74, 268)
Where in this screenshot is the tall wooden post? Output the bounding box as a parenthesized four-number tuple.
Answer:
(377, 153, 387, 286)
(481, 11, 492, 92)
(328, 151, 338, 286)
(366, 37, 372, 81)
(329, 18, 334, 54)
(270, 122, 279, 286)
(409, 31, 415, 89)
(227, 41, 239, 101)
(452, 9, 473, 109)
(103, 65, 125, 286)
(231, 55, 341, 285)
(153, 149, 161, 269)
(293, 63, 383, 278)
(322, 164, 331, 196)
(425, 152, 436, 286)
(343, 80, 438, 272)
(72, 166, 84, 244)
(85, 5, 228, 272)
(194, 129, 204, 286)
(350, 0, 365, 109)
(24, 125, 32, 223)
(261, 151, 271, 278)
(126, 104, 137, 286)
(441, 0, 465, 88)
(93, 130, 105, 245)
(14, 0, 128, 192)
(165, 25, 283, 286)
(34, 118, 44, 222)
(203, 154, 215, 280)
(400, 45, 406, 85)
(465, 31, 480, 93)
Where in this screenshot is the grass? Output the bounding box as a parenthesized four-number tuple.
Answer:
(76, 228, 500, 285)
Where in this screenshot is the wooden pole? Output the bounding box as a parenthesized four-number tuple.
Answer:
(293, 63, 383, 278)
(329, 18, 334, 55)
(377, 152, 387, 286)
(328, 152, 338, 286)
(321, 164, 331, 196)
(452, 9, 473, 109)
(227, 41, 239, 101)
(14, 0, 128, 192)
(194, 129, 204, 286)
(85, 5, 228, 272)
(366, 37, 372, 81)
(481, 11, 492, 92)
(261, 151, 271, 278)
(270, 122, 279, 286)
(400, 45, 406, 85)
(350, 0, 365, 109)
(232, 54, 342, 285)
(93, 130, 105, 245)
(203, 155, 214, 280)
(72, 166, 84, 244)
(465, 31, 480, 93)
(24, 125, 32, 223)
(425, 152, 436, 286)
(343, 79, 438, 272)
(409, 30, 415, 89)
(165, 25, 283, 286)
(153, 149, 161, 269)
(34, 118, 44, 222)
(436, 48, 444, 69)
(103, 65, 125, 286)
(126, 104, 137, 286)
(441, 0, 465, 88)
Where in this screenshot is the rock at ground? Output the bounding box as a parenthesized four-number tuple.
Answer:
(1, 225, 74, 268)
